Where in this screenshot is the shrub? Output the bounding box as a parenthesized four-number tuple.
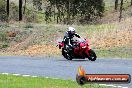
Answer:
(0, 32, 7, 42)
(24, 23, 34, 28)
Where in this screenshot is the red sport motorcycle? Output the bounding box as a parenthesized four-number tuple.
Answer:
(57, 37, 97, 61)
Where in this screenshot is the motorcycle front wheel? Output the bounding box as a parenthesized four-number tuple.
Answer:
(87, 49, 97, 61)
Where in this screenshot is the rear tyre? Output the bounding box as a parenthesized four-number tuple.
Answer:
(64, 46, 73, 60)
(62, 48, 72, 60)
(88, 49, 97, 61)
(62, 48, 66, 58)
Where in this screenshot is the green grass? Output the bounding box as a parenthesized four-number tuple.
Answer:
(0, 74, 107, 88)
(96, 46, 132, 58)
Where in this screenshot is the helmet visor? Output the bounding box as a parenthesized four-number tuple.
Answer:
(71, 31, 75, 34)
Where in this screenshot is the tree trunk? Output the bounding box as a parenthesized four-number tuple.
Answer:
(54, 5, 56, 21)
(115, 0, 118, 10)
(119, 0, 123, 22)
(7, 0, 9, 19)
(67, 0, 70, 24)
(131, 0, 132, 6)
(23, 0, 26, 14)
(19, 0, 23, 21)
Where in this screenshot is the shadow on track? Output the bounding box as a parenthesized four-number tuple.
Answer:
(56, 59, 89, 62)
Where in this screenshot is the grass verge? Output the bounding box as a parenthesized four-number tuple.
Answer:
(96, 50, 132, 58)
(0, 17, 131, 58)
(0, 74, 107, 88)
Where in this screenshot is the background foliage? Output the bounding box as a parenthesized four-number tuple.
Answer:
(0, 0, 105, 24)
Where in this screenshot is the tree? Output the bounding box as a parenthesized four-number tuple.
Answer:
(19, 0, 23, 21)
(119, 0, 123, 22)
(131, 0, 132, 6)
(45, 0, 105, 24)
(67, 0, 71, 24)
(7, 0, 9, 18)
(0, 0, 7, 21)
(115, 0, 118, 10)
(33, 0, 42, 11)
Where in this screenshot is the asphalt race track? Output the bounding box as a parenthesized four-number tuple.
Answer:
(0, 56, 131, 88)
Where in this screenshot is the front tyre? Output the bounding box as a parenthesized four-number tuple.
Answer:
(88, 49, 97, 61)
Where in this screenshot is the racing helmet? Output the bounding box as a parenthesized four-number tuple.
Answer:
(68, 27, 76, 35)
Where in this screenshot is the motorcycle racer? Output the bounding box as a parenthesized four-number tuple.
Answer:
(57, 27, 97, 61)
(63, 27, 80, 45)
(63, 27, 81, 55)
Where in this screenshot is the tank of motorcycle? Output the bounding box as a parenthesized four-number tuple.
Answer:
(73, 37, 88, 43)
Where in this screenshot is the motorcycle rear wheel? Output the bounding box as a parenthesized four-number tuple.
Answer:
(65, 53, 72, 60)
(62, 48, 66, 58)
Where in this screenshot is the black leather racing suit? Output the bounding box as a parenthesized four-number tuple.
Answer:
(63, 31, 80, 55)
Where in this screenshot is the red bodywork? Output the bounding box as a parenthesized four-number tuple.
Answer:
(58, 38, 91, 58)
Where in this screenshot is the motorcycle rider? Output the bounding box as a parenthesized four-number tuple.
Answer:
(63, 27, 81, 55)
